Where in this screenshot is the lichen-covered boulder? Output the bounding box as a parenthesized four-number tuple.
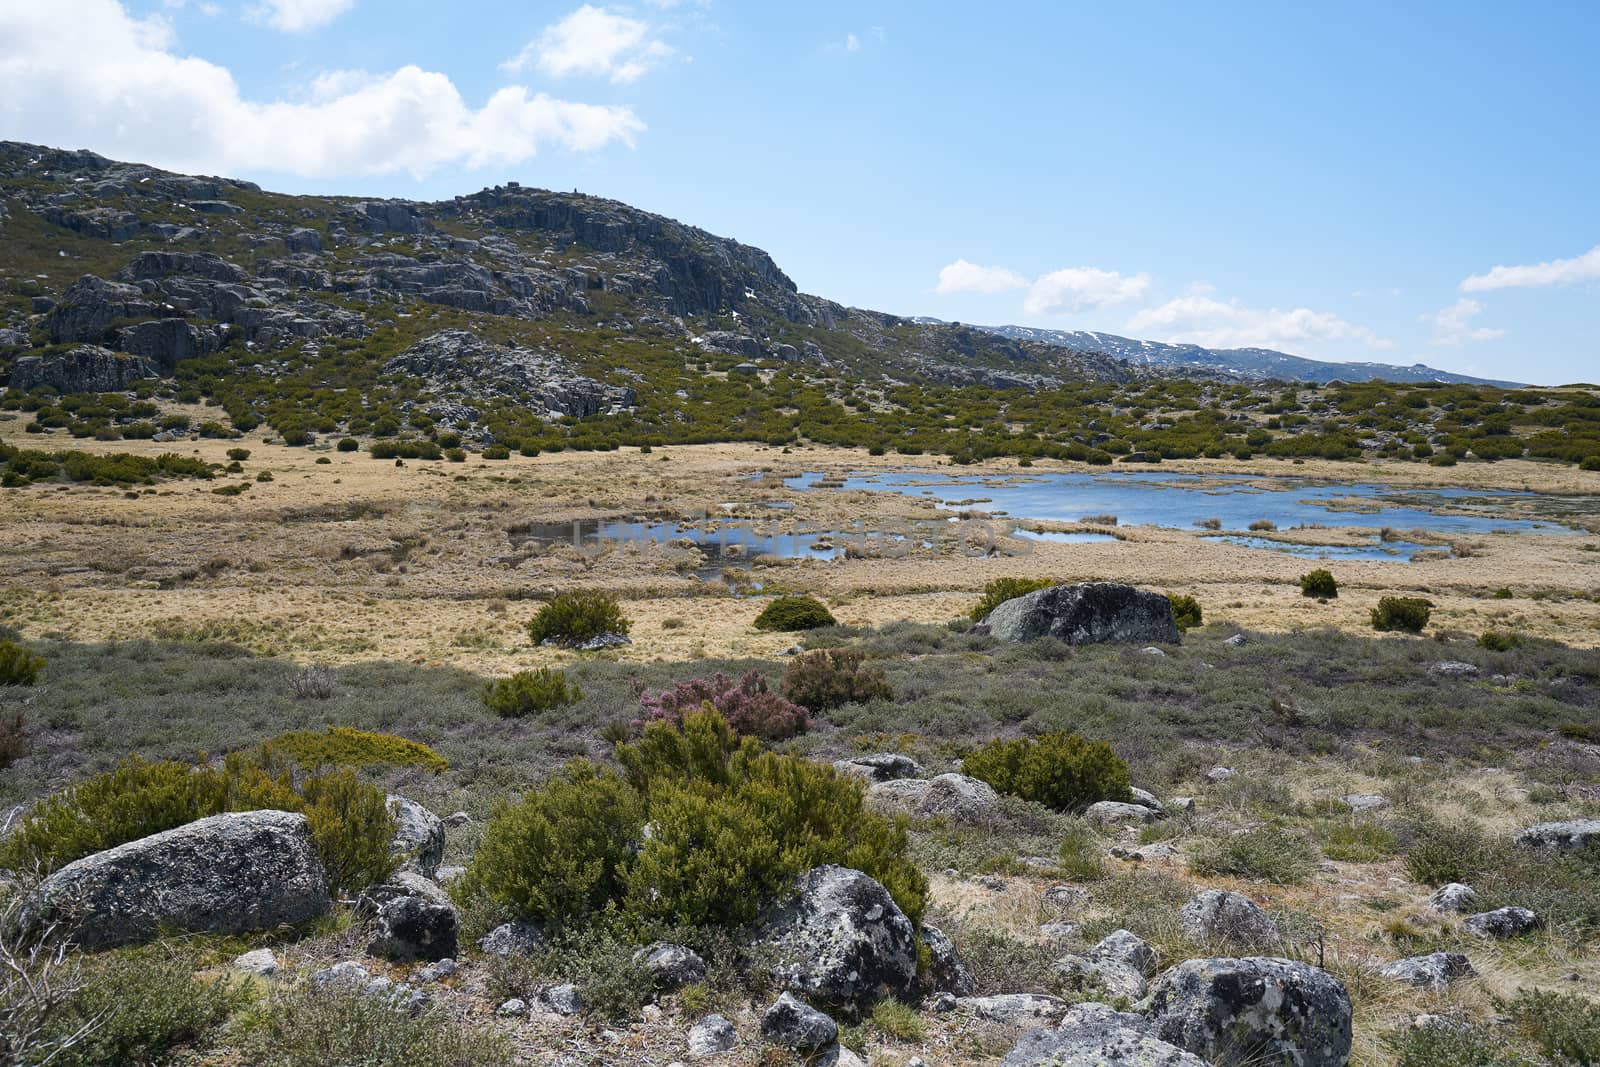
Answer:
(386, 795, 445, 878)
(1085, 801, 1161, 826)
(760, 992, 837, 1050)
(1178, 889, 1279, 947)
(982, 582, 1180, 646)
(1145, 957, 1352, 1067)
(1464, 906, 1541, 939)
(1003, 1002, 1207, 1066)
(1056, 929, 1159, 1001)
(1427, 883, 1477, 913)
(1381, 953, 1475, 989)
(918, 924, 976, 995)
(958, 992, 1072, 1025)
(633, 941, 707, 990)
(865, 773, 999, 823)
(1515, 819, 1600, 853)
(833, 753, 922, 783)
(29, 810, 329, 949)
(366, 892, 458, 962)
(755, 865, 918, 1008)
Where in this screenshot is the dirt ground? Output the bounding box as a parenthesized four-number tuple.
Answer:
(3, 414, 1598, 668)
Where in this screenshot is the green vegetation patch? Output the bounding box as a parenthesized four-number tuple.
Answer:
(265, 726, 449, 773)
(962, 732, 1131, 812)
(527, 591, 631, 647)
(752, 594, 837, 632)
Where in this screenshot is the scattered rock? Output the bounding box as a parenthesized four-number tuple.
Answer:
(1515, 818, 1600, 852)
(982, 582, 1181, 646)
(1086, 800, 1161, 826)
(755, 865, 919, 1008)
(760, 992, 837, 1050)
(538, 984, 584, 1015)
(415, 958, 458, 983)
(1341, 794, 1387, 812)
(688, 1014, 739, 1056)
(1381, 952, 1476, 989)
(232, 948, 280, 976)
(1129, 787, 1166, 815)
(28, 810, 329, 949)
(1002, 1001, 1206, 1067)
(1139, 646, 1167, 657)
(1039, 920, 1081, 942)
(918, 924, 975, 995)
(435, 865, 466, 886)
(1224, 633, 1249, 647)
(866, 773, 999, 823)
(633, 942, 706, 990)
(1145, 956, 1352, 1067)
(1169, 796, 1196, 813)
(1428, 661, 1480, 678)
(833, 752, 923, 783)
(442, 811, 473, 828)
(1111, 842, 1177, 862)
(1056, 929, 1158, 1001)
(386, 795, 445, 878)
(1042, 884, 1090, 912)
(1205, 767, 1235, 783)
(497, 998, 528, 1017)
(479, 920, 546, 956)
(958, 993, 1071, 1025)
(1464, 907, 1541, 939)
(366, 891, 458, 962)
(1428, 883, 1477, 913)
(10, 345, 154, 393)
(1178, 889, 1279, 947)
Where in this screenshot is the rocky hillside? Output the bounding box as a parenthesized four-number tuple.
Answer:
(0, 142, 1137, 427)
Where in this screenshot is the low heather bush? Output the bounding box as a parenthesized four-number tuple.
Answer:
(780, 648, 892, 713)
(962, 733, 1131, 812)
(636, 670, 808, 741)
(0, 639, 44, 686)
(1300, 569, 1338, 598)
(527, 591, 631, 646)
(1371, 596, 1431, 633)
(1190, 825, 1320, 884)
(752, 594, 836, 632)
(1168, 594, 1203, 632)
(483, 668, 582, 718)
(265, 726, 448, 773)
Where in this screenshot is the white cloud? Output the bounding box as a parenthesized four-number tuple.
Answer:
(1024, 267, 1151, 314)
(506, 5, 672, 85)
(0, 0, 643, 179)
(935, 259, 1028, 295)
(1125, 296, 1392, 351)
(250, 0, 355, 32)
(844, 32, 861, 52)
(1460, 244, 1600, 291)
(1428, 298, 1505, 347)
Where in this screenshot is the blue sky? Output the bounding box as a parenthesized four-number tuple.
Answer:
(3, 1, 1597, 384)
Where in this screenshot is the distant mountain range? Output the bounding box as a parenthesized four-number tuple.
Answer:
(911, 321, 1522, 387)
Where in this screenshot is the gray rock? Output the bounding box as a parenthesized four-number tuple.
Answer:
(1040, 921, 1081, 942)
(386, 795, 445, 878)
(1129, 787, 1166, 815)
(1085, 801, 1161, 826)
(442, 811, 473, 828)
(359, 870, 452, 911)
(1178, 890, 1279, 947)
(1169, 796, 1196, 813)
(496, 997, 528, 1016)
(1205, 767, 1236, 783)
(1091, 929, 1158, 973)
(1138, 646, 1167, 657)
(1043, 884, 1090, 912)
(29, 810, 329, 949)
(698, 331, 763, 358)
(688, 1013, 739, 1056)
(867, 773, 999, 823)
(434, 865, 466, 886)
(115, 318, 218, 372)
(833, 752, 922, 783)
(1515, 818, 1600, 852)
(232, 948, 280, 976)
(415, 958, 458, 983)
(1224, 633, 1249, 648)
(1002, 1002, 1207, 1066)
(958, 992, 1071, 1024)
(313, 960, 372, 989)
(815, 1044, 867, 1067)
(478, 920, 546, 956)
(1464, 907, 1541, 939)
(1341, 794, 1387, 812)
(1428, 883, 1477, 913)
(1381, 952, 1475, 989)
(386, 330, 634, 419)
(1428, 661, 1480, 678)
(755, 865, 918, 1008)
(10, 345, 154, 393)
(539, 983, 584, 1015)
(285, 228, 324, 254)
(366, 891, 458, 962)
(918, 923, 975, 995)
(1056, 930, 1158, 1001)
(983, 582, 1180, 646)
(760, 992, 837, 1050)
(1145, 957, 1352, 1067)
(632, 942, 706, 990)
(1110, 842, 1177, 862)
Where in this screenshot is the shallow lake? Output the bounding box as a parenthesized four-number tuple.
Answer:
(786, 469, 1582, 540)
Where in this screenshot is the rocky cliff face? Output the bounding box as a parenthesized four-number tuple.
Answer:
(384, 330, 636, 421)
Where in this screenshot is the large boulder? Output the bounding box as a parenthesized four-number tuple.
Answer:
(1178, 889, 1280, 947)
(1003, 1002, 1206, 1067)
(632, 941, 706, 990)
(1145, 957, 1352, 1067)
(918, 924, 976, 995)
(865, 773, 999, 823)
(366, 891, 458, 962)
(833, 753, 922, 783)
(1055, 929, 1158, 1002)
(1427, 883, 1477, 913)
(1464, 906, 1540, 939)
(981, 582, 1180, 646)
(754, 865, 918, 1009)
(1515, 819, 1600, 852)
(10, 345, 153, 393)
(760, 992, 837, 1050)
(28, 810, 329, 949)
(386, 795, 444, 878)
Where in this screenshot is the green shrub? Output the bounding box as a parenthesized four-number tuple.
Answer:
(0, 639, 44, 686)
(0, 710, 28, 769)
(459, 708, 925, 931)
(780, 648, 892, 712)
(226, 448, 251, 461)
(266, 727, 448, 773)
(1385, 1023, 1506, 1067)
(1501, 988, 1600, 1063)
(1401, 817, 1498, 886)
(1581, 455, 1600, 472)
(1557, 722, 1600, 743)
(1477, 843, 1600, 938)
(1371, 596, 1431, 633)
(337, 437, 360, 452)
(1057, 819, 1108, 881)
(969, 577, 1056, 621)
(241, 985, 512, 1067)
(752, 594, 837, 632)
(482, 444, 511, 460)
(483, 668, 582, 718)
(1190, 825, 1320, 884)
(0, 754, 396, 895)
(869, 997, 925, 1042)
(368, 439, 442, 461)
(30, 947, 244, 1067)
(1168, 594, 1202, 631)
(527, 591, 631, 646)
(1299, 569, 1338, 598)
(1477, 629, 1522, 651)
(963, 733, 1131, 812)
